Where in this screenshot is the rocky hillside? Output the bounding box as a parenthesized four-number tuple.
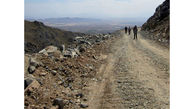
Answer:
(141, 0, 169, 44)
(25, 20, 85, 53)
(24, 21, 121, 108)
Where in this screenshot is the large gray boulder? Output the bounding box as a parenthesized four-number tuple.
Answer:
(61, 44, 65, 53)
(63, 49, 78, 58)
(45, 46, 58, 53)
(29, 57, 43, 68)
(39, 46, 61, 56)
(28, 66, 36, 74)
(53, 98, 64, 109)
(25, 78, 33, 89)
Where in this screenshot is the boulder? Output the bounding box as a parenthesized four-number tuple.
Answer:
(74, 36, 83, 42)
(53, 98, 64, 109)
(78, 45, 86, 53)
(93, 55, 98, 60)
(39, 49, 48, 56)
(63, 49, 78, 58)
(79, 104, 88, 108)
(80, 40, 91, 45)
(39, 46, 61, 56)
(25, 80, 40, 92)
(28, 66, 36, 74)
(62, 44, 65, 53)
(29, 57, 43, 68)
(71, 51, 77, 58)
(25, 78, 33, 89)
(51, 70, 57, 76)
(74, 48, 80, 55)
(58, 81, 64, 85)
(39, 72, 47, 76)
(63, 50, 72, 58)
(45, 46, 58, 53)
(75, 93, 84, 98)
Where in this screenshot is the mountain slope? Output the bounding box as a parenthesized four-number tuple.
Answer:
(141, 0, 169, 44)
(25, 20, 84, 53)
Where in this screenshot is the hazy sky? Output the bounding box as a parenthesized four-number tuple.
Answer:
(25, 0, 164, 19)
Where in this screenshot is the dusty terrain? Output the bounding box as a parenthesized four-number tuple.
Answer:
(24, 31, 120, 109)
(85, 31, 169, 109)
(25, 1, 170, 108)
(25, 30, 169, 109)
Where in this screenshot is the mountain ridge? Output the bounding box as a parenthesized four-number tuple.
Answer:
(141, 0, 169, 45)
(25, 20, 85, 53)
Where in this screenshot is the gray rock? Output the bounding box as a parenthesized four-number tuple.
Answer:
(86, 64, 94, 70)
(29, 57, 43, 68)
(39, 46, 61, 56)
(75, 93, 84, 98)
(24, 79, 40, 92)
(96, 39, 101, 42)
(25, 78, 33, 89)
(93, 55, 98, 60)
(45, 46, 58, 53)
(39, 72, 47, 76)
(53, 98, 64, 109)
(80, 40, 91, 45)
(63, 49, 78, 58)
(25, 75, 41, 89)
(74, 48, 80, 55)
(28, 66, 36, 74)
(58, 81, 64, 85)
(79, 104, 88, 108)
(64, 83, 69, 88)
(62, 44, 65, 53)
(51, 70, 57, 76)
(35, 78, 43, 85)
(39, 49, 48, 56)
(74, 36, 83, 42)
(79, 45, 86, 53)
(63, 50, 72, 58)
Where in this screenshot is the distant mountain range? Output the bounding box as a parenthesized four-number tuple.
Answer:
(25, 17, 147, 34)
(26, 17, 102, 24)
(25, 17, 146, 24)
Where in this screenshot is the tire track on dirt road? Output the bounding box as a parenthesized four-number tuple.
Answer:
(85, 31, 169, 109)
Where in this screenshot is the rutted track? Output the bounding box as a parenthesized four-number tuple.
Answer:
(86, 31, 169, 109)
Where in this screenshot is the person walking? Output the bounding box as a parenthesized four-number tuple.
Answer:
(133, 25, 138, 40)
(128, 26, 131, 35)
(125, 27, 128, 34)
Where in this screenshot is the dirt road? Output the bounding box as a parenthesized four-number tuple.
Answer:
(85, 31, 169, 109)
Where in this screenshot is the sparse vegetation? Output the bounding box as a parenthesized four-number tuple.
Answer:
(25, 20, 85, 53)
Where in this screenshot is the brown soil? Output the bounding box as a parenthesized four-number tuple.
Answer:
(25, 30, 169, 109)
(85, 31, 169, 109)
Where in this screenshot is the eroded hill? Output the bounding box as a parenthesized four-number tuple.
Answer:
(25, 20, 85, 53)
(24, 20, 120, 108)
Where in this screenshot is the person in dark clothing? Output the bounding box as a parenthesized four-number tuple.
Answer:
(133, 25, 138, 39)
(128, 26, 131, 35)
(125, 27, 128, 34)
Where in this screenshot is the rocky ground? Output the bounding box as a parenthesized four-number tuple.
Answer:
(25, 1, 170, 108)
(24, 31, 121, 109)
(141, 0, 169, 46)
(25, 30, 169, 109)
(84, 31, 169, 109)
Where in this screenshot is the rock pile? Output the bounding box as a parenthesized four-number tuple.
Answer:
(24, 32, 117, 109)
(63, 33, 113, 58)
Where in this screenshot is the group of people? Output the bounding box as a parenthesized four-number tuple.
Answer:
(125, 25, 138, 40)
